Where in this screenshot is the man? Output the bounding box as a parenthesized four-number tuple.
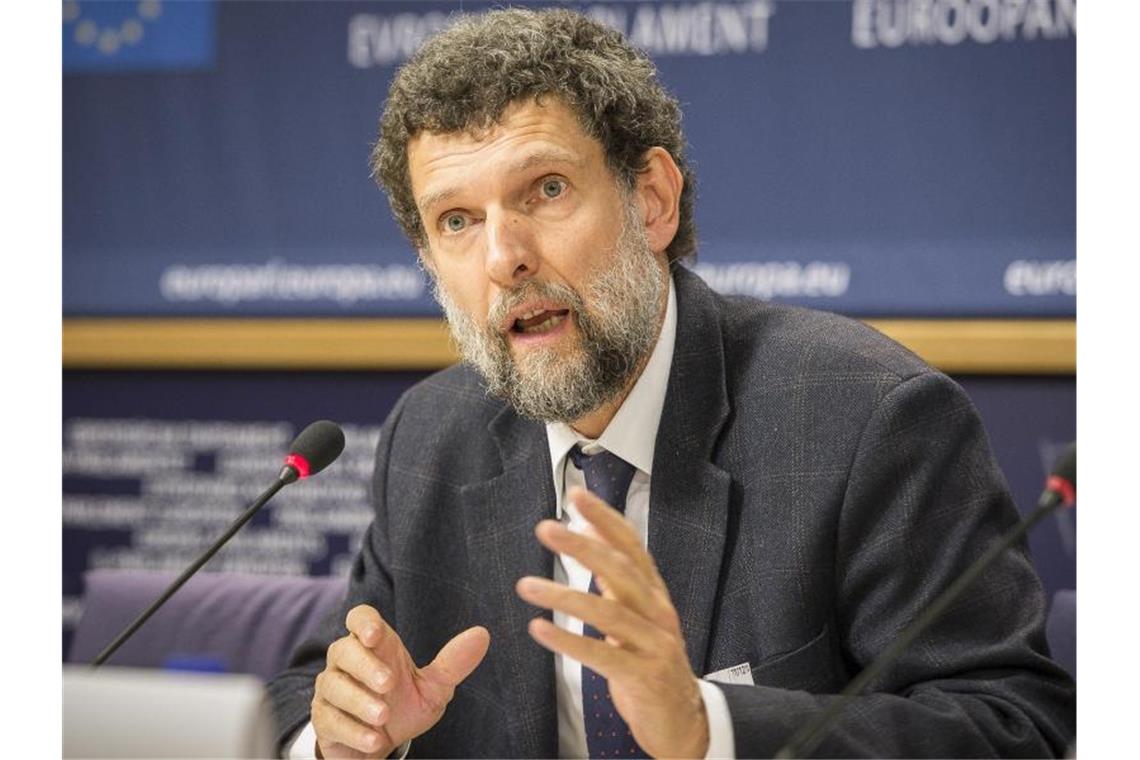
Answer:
(268, 8, 1074, 758)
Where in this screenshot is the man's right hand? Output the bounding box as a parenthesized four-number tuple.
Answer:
(311, 605, 491, 758)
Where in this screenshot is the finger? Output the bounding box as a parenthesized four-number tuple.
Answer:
(345, 605, 413, 675)
(312, 695, 390, 756)
(525, 617, 634, 681)
(421, 626, 491, 689)
(570, 486, 662, 582)
(345, 604, 398, 650)
(515, 577, 662, 652)
(327, 635, 395, 695)
(315, 669, 390, 727)
(535, 520, 663, 620)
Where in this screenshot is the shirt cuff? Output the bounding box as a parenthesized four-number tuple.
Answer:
(697, 678, 736, 759)
(283, 722, 410, 760)
(284, 721, 318, 759)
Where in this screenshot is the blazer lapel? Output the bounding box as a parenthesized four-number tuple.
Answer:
(649, 267, 734, 678)
(460, 408, 559, 758)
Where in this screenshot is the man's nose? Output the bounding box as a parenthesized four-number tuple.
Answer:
(484, 209, 538, 286)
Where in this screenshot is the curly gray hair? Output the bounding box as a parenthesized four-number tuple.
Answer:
(371, 7, 696, 264)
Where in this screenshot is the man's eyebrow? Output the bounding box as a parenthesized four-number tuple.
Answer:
(507, 149, 584, 174)
(418, 187, 460, 216)
(417, 150, 585, 214)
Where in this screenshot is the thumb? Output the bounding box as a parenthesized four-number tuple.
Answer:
(421, 626, 491, 689)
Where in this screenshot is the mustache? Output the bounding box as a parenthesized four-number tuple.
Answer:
(487, 279, 586, 332)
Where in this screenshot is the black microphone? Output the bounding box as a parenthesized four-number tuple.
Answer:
(1037, 441, 1076, 511)
(278, 419, 347, 484)
(91, 421, 346, 667)
(774, 442, 1077, 758)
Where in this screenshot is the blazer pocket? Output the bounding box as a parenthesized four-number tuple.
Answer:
(750, 625, 836, 693)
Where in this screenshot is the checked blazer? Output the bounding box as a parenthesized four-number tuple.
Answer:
(268, 266, 1074, 757)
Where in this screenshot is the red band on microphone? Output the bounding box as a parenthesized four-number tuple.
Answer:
(284, 453, 312, 480)
(1046, 475, 1075, 507)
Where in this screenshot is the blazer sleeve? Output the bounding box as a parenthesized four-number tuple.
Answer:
(717, 371, 1075, 757)
(266, 394, 409, 754)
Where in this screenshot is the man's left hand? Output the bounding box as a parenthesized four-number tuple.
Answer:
(515, 486, 709, 759)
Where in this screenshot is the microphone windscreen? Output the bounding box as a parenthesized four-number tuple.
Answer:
(289, 420, 346, 476)
(1051, 442, 1076, 490)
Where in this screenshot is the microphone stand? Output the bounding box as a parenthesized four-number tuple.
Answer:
(91, 474, 292, 667)
(774, 490, 1071, 758)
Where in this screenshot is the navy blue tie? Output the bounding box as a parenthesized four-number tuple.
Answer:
(567, 445, 649, 759)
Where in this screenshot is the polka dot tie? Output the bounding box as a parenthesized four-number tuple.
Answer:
(567, 445, 649, 759)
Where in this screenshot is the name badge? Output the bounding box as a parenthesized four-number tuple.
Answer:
(704, 662, 755, 686)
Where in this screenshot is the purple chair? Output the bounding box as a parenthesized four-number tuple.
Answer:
(1046, 589, 1076, 680)
(68, 569, 347, 681)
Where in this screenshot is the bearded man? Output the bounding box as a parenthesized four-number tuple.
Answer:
(268, 8, 1074, 758)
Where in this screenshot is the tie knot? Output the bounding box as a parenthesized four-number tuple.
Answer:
(568, 445, 637, 513)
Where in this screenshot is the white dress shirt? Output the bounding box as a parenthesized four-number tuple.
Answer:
(289, 276, 734, 759)
(545, 276, 734, 759)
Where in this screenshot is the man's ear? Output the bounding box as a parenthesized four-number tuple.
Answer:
(634, 147, 684, 256)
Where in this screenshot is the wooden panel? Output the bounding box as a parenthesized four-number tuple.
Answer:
(62, 318, 1075, 374)
(863, 319, 1075, 374)
(62, 319, 458, 370)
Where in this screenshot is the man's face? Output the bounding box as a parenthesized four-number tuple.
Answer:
(406, 98, 669, 423)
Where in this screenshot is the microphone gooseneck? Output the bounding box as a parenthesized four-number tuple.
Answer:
(91, 421, 346, 667)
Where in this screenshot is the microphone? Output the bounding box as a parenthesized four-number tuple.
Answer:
(1038, 441, 1076, 510)
(279, 419, 347, 484)
(774, 442, 1077, 758)
(91, 421, 346, 667)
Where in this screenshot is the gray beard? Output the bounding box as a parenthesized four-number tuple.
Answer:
(430, 207, 667, 423)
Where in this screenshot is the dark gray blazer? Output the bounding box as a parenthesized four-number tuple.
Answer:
(269, 266, 1074, 757)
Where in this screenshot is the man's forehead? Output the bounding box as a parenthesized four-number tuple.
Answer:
(407, 99, 604, 206)
(409, 99, 592, 161)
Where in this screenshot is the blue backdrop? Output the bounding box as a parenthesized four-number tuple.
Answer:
(63, 0, 1076, 317)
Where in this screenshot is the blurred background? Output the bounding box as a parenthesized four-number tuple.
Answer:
(61, 0, 1075, 660)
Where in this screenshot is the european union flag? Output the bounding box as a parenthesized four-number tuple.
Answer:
(63, 0, 216, 73)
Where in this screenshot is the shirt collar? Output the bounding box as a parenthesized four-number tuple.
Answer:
(546, 275, 677, 519)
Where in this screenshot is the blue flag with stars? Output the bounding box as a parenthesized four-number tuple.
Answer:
(63, 0, 216, 73)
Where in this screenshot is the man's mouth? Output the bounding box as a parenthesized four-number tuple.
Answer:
(511, 308, 571, 335)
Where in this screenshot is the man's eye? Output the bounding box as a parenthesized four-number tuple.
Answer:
(541, 179, 566, 199)
(443, 213, 467, 233)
